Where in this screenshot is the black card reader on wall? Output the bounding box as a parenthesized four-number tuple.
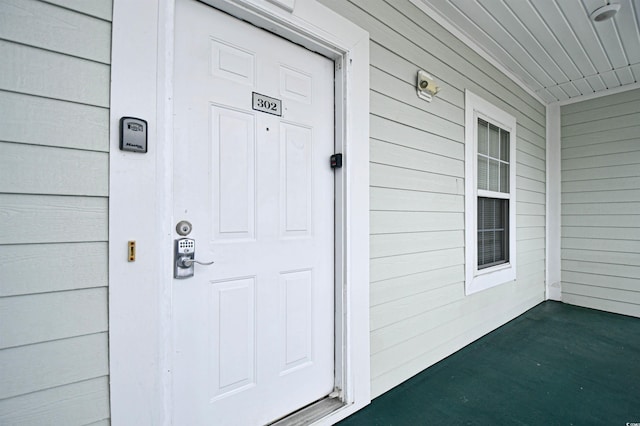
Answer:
(119, 117, 148, 153)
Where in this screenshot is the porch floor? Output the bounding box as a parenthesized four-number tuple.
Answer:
(338, 301, 640, 425)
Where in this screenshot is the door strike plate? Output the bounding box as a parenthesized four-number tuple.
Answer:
(330, 153, 343, 169)
(128, 240, 136, 262)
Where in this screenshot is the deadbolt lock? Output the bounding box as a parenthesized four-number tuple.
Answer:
(176, 220, 193, 236)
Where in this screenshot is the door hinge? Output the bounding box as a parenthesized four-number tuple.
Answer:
(330, 153, 343, 169)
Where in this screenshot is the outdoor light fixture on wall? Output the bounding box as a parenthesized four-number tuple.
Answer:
(417, 70, 440, 102)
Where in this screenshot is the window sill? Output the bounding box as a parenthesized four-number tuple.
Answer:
(465, 263, 515, 296)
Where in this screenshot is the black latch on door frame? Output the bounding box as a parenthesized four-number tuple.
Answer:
(330, 153, 343, 169)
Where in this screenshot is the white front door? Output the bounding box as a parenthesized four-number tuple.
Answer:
(172, 1, 336, 424)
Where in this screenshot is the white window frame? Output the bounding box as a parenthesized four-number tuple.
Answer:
(465, 90, 517, 295)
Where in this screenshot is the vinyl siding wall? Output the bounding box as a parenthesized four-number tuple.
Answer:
(0, 0, 112, 423)
(561, 88, 640, 318)
(319, 0, 547, 397)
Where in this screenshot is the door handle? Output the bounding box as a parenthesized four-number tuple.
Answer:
(174, 238, 214, 279)
(177, 256, 214, 268)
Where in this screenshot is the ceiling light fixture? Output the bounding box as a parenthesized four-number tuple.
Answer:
(590, 2, 620, 22)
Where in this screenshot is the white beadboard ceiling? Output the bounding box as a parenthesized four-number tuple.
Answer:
(415, 0, 640, 104)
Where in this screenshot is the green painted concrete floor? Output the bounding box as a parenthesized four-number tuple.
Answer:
(338, 301, 640, 425)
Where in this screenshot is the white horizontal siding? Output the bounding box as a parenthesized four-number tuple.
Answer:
(370, 188, 463, 214)
(371, 287, 541, 396)
(320, 0, 546, 398)
(0, 0, 111, 423)
(562, 100, 640, 126)
(562, 260, 640, 279)
(562, 271, 639, 292)
(561, 88, 640, 318)
(562, 113, 640, 138)
(371, 265, 464, 307)
(0, 288, 108, 349)
(370, 114, 464, 159)
(562, 189, 640, 204)
(0, 142, 108, 196)
(371, 230, 463, 258)
(561, 89, 640, 114)
(371, 211, 463, 235)
(0, 91, 109, 151)
(562, 226, 640, 241)
(562, 124, 640, 148)
(370, 42, 463, 107)
(0, 0, 111, 63)
(0, 333, 109, 400)
(371, 247, 464, 284)
(0, 378, 110, 425)
(0, 243, 108, 297)
(370, 163, 464, 195)
(42, 0, 112, 21)
(0, 194, 108, 245)
(371, 139, 464, 177)
(562, 237, 640, 253)
(563, 140, 640, 160)
(370, 65, 463, 122)
(0, 40, 110, 107)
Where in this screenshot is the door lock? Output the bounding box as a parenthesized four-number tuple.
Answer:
(174, 238, 214, 279)
(176, 220, 193, 236)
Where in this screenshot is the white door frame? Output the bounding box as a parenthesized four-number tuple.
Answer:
(109, 0, 370, 424)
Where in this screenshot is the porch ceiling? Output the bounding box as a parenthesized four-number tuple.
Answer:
(415, 0, 640, 104)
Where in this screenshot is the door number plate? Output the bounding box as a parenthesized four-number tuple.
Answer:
(252, 92, 282, 116)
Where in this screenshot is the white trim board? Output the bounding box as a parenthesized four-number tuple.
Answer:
(409, 0, 546, 106)
(464, 90, 518, 296)
(108, 1, 370, 424)
(545, 102, 562, 301)
(557, 82, 640, 106)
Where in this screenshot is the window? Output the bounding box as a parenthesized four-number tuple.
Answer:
(465, 90, 516, 295)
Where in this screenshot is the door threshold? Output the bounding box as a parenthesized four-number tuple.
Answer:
(269, 395, 346, 426)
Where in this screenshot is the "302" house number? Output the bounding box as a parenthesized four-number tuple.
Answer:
(252, 92, 282, 116)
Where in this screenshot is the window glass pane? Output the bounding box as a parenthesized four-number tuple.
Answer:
(481, 199, 496, 229)
(479, 120, 510, 194)
(478, 119, 488, 155)
(489, 123, 500, 158)
(494, 230, 504, 260)
(478, 231, 496, 267)
(489, 159, 499, 192)
(500, 130, 510, 162)
(500, 162, 509, 193)
(477, 197, 509, 269)
(478, 155, 488, 190)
